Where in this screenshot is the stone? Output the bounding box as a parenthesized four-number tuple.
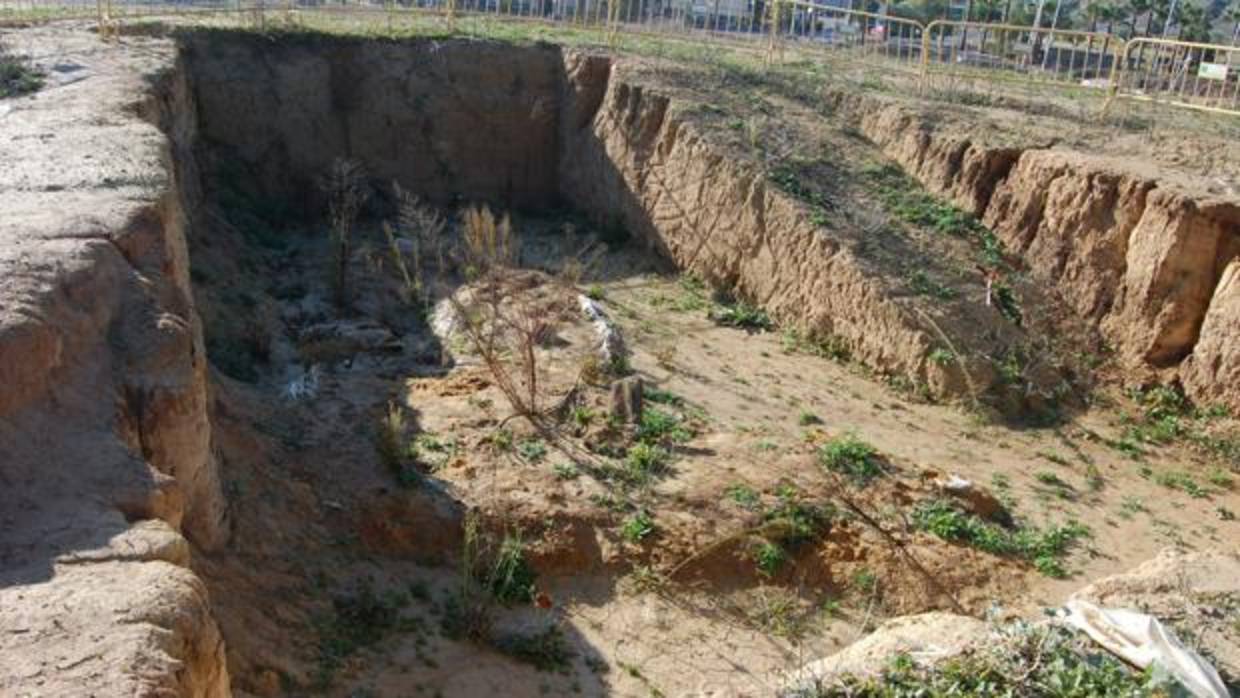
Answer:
(610, 376, 644, 424)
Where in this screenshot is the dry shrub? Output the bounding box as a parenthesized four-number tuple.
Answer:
(395, 183, 449, 276)
(450, 272, 556, 422)
(461, 205, 515, 277)
(320, 157, 369, 311)
(381, 221, 419, 305)
(447, 209, 568, 424)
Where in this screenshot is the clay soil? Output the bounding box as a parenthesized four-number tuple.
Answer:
(162, 20, 1239, 697)
(195, 210, 1240, 697)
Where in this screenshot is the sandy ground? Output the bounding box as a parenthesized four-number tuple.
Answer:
(196, 216, 1239, 697)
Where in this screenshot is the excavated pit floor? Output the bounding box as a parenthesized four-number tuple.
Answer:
(172, 31, 1240, 697)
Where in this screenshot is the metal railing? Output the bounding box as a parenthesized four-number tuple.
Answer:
(1114, 37, 1240, 115)
(3, 0, 1237, 117)
(779, 0, 926, 74)
(924, 21, 1125, 88)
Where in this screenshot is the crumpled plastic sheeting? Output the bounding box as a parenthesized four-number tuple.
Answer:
(1061, 599, 1229, 698)
(578, 295, 626, 366)
(284, 364, 321, 401)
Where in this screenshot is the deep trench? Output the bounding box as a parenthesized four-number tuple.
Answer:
(152, 28, 1238, 694)
(168, 31, 654, 694)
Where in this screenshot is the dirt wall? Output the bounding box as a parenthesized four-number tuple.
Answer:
(181, 33, 564, 214)
(558, 55, 982, 399)
(0, 28, 230, 697)
(832, 92, 1240, 411)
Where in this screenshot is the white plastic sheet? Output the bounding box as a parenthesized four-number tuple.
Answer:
(578, 295, 626, 366)
(1061, 599, 1230, 698)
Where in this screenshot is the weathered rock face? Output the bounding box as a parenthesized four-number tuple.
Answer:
(0, 27, 230, 697)
(834, 93, 1240, 410)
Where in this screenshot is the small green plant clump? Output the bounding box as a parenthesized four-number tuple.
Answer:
(492, 624, 576, 673)
(906, 269, 957, 301)
(799, 622, 1188, 697)
(709, 301, 774, 332)
(753, 540, 788, 576)
(726, 483, 762, 509)
(376, 402, 419, 487)
(798, 410, 823, 426)
(517, 438, 548, 462)
(443, 517, 539, 644)
(864, 164, 983, 238)
(1152, 470, 1208, 498)
(315, 584, 413, 686)
(650, 274, 709, 313)
(1119, 385, 1239, 467)
(644, 387, 685, 407)
(624, 442, 671, 482)
(911, 499, 1088, 578)
(553, 462, 580, 480)
(636, 408, 693, 445)
(770, 162, 834, 227)
(819, 433, 883, 484)
(782, 328, 851, 363)
(750, 485, 834, 576)
(0, 41, 44, 99)
(621, 510, 656, 543)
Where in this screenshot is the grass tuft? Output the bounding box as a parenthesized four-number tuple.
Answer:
(819, 433, 883, 484)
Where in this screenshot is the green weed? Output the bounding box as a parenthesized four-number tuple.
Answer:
(782, 328, 851, 362)
(709, 302, 774, 332)
(621, 510, 656, 543)
(911, 500, 1088, 578)
(517, 438, 548, 462)
(822, 622, 1186, 695)
(726, 483, 761, 509)
(553, 462, 580, 480)
(0, 42, 44, 99)
(624, 442, 671, 482)
(798, 410, 823, 426)
(753, 540, 787, 576)
(636, 408, 693, 445)
(819, 433, 883, 484)
(493, 625, 575, 673)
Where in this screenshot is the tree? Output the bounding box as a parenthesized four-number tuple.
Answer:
(1176, 2, 1211, 40)
(1224, 1, 1240, 44)
(1124, 0, 1151, 37)
(1085, 0, 1104, 29)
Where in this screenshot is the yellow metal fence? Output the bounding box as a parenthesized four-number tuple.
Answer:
(2, 0, 1237, 116)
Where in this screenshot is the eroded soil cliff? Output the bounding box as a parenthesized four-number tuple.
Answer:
(0, 27, 229, 696)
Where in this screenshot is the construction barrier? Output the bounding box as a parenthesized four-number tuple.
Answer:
(1114, 37, 1240, 115)
(924, 20, 1124, 89)
(1, 0, 1236, 117)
